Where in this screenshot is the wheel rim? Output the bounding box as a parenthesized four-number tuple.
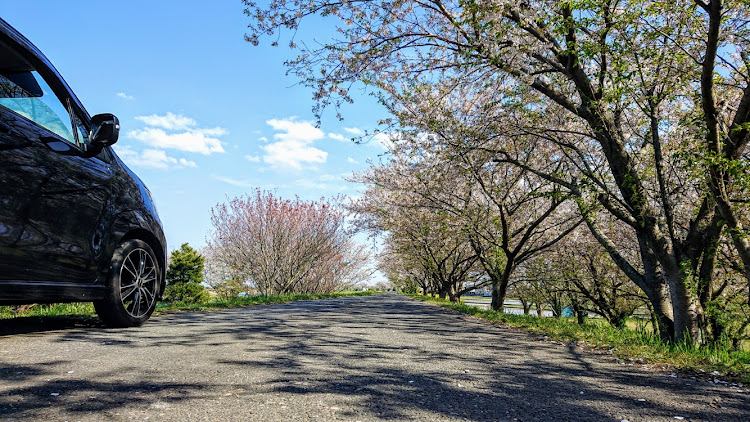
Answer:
(119, 248, 158, 318)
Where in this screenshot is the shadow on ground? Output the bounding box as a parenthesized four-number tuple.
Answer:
(1, 293, 747, 421)
(0, 316, 102, 337)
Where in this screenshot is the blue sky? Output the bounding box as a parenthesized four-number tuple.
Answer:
(1, 1, 388, 254)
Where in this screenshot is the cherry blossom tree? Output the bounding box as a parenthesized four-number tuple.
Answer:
(375, 78, 583, 311)
(245, 0, 750, 343)
(349, 155, 483, 301)
(530, 227, 646, 328)
(208, 190, 372, 295)
(202, 250, 249, 299)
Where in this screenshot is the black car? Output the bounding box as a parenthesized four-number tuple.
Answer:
(0, 18, 166, 327)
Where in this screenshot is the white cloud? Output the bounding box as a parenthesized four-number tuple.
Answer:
(344, 127, 363, 135)
(245, 154, 261, 162)
(328, 133, 346, 141)
(128, 128, 225, 155)
(116, 92, 134, 100)
(135, 112, 196, 130)
(179, 158, 198, 168)
(212, 175, 255, 188)
(258, 136, 268, 142)
(266, 118, 324, 143)
(262, 141, 327, 169)
(129, 112, 227, 155)
(347, 157, 359, 164)
(114, 146, 196, 169)
(261, 118, 328, 169)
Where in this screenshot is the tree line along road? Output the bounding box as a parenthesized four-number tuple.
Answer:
(1, 293, 748, 421)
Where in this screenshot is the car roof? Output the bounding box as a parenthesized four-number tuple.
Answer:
(0, 17, 90, 121)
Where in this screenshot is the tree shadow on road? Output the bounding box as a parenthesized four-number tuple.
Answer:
(1, 293, 748, 421)
(202, 294, 750, 421)
(0, 361, 206, 419)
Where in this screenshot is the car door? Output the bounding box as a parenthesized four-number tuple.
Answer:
(0, 54, 112, 283)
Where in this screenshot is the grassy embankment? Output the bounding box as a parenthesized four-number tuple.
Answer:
(408, 293, 750, 383)
(0, 290, 377, 320)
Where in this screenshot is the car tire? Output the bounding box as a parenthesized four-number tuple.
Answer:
(94, 239, 161, 327)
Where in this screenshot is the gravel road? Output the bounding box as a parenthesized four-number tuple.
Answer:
(1, 293, 748, 421)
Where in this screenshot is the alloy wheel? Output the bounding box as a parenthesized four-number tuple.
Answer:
(119, 247, 158, 319)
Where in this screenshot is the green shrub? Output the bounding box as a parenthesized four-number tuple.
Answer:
(163, 243, 208, 304)
(163, 281, 210, 304)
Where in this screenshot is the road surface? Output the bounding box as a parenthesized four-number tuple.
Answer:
(1, 293, 748, 421)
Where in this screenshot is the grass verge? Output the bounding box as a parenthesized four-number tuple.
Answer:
(155, 290, 377, 313)
(407, 293, 750, 384)
(0, 290, 378, 320)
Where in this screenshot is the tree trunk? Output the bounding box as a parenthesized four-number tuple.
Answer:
(519, 296, 531, 315)
(715, 199, 750, 310)
(581, 207, 677, 341)
(566, 286, 585, 324)
(550, 293, 563, 318)
(635, 233, 679, 343)
(609, 313, 627, 330)
(666, 270, 702, 344)
(490, 276, 508, 311)
(448, 284, 460, 302)
(491, 256, 513, 312)
(643, 282, 675, 343)
(571, 296, 586, 325)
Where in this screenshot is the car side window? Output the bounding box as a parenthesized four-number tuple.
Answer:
(0, 70, 83, 147)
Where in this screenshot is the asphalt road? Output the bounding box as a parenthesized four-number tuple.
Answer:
(1, 293, 748, 421)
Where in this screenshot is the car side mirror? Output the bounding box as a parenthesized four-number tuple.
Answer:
(89, 113, 120, 150)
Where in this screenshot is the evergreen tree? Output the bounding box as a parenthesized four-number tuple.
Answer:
(163, 243, 208, 303)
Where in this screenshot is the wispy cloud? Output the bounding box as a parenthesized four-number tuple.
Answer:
(291, 173, 351, 193)
(347, 157, 359, 164)
(114, 146, 197, 169)
(372, 132, 396, 150)
(261, 118, 327, 169)
(318, 173, 348, 182)
(245, 154, 261, 163)
(116, 92, 134, 100)
(211, 175, 255, 188)
(328, 133, 346, 141)
(344, 127, 363, 135)
(294, 178, 348, 192)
